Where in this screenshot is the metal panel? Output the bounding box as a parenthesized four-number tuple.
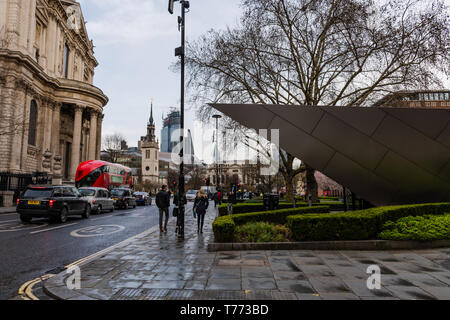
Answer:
(382, 108, 450, 139)
(322, 153, 397, 205)
(268, 116, 335, 171)
(311, 113, 388, 171)
(437, 123, 450, 149)
(212, 104, 450, 206)
(321, 106, 386, 136)
(372, 116, 450, 175)
(265, 105, 325, 134)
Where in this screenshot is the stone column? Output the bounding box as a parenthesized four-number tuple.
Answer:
(14, 82, 28, 172)
(96, 113, 104, 159)
(70, 106, 83, 180)
(42, 101, 53, 154)
(89, 110, 98, 160)
(51, 103, 61, 157)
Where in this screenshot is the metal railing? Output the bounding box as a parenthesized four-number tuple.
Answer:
(0, 172, 51, 206)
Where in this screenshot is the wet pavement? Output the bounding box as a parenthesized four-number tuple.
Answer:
(43, 202, 450, 300)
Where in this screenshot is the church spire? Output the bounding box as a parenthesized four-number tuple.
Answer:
(149, 100, 154, 125)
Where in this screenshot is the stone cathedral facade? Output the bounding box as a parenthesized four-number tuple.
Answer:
(0, 0, 108, 182)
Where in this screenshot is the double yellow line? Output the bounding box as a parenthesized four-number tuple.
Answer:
(18, 224, 160, 300)
(18, 274, 55, 300)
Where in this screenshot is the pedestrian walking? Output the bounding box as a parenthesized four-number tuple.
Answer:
(213, 191, 219, 208)
(193, 189, 209, 234)
(155, 185, 171, 233)
(173, 190, 187, 234)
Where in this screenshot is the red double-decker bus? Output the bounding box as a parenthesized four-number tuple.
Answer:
(75, 160, 133, 190)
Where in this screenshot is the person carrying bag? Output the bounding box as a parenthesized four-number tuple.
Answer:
(193, 189, 209, 234)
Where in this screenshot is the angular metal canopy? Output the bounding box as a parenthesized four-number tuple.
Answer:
(211, 104, 450, 206)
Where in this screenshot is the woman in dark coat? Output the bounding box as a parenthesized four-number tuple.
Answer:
(194, 189, 209, 234)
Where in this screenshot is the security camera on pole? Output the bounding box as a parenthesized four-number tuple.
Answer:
(169, 0, 190, 239)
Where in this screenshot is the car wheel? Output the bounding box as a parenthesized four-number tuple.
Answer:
(59, 207, 68, 223)
(20, 215, 32, 223)
(82, 205, 91, 219)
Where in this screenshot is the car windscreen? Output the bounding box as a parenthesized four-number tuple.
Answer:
(79, 189, 96, 197)
(110, 190, 125, 196)
(187, 191, 197, 194)
(23, 189, 53, 198)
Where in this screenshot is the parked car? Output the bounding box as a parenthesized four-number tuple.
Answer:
(133, 192, 152, 206)
(186, 190, 198, 202)
(16, 185, 91, 223)
(110, 188, 136, 209)
(79, 187, 115, 214)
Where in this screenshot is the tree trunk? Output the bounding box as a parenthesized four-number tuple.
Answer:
(285, 174, 294, 203)
(305, 164, 318, 203)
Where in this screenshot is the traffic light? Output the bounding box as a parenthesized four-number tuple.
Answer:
(206, 177, 210, 187)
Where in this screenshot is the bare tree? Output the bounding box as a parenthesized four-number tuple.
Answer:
(102, 133, 126, 163)
(186, 164, 207, 190)
(186, 0, 450, 203)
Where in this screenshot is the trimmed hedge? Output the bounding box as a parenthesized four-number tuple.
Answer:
(379, 214, 450, 241)
(218, 202, 323, 216)
(213, 206, 330, 242)
(235, 222, 290, 243)
(287, 203, 450, 241)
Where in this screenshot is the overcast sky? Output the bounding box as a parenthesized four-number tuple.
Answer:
(77, 0, 243, 163)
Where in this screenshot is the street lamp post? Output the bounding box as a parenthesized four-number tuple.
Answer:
(213, 115, 222, 192)
(169, 0, 190, 239)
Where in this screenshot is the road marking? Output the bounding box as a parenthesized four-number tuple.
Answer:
(0, 222, 48, 233)
(30, 223, 78, 235)
(66, 224, 160, 268)
(70, 225, 125, 238)
(0, 219, 19, 224)
(0, 213, 17, 217)
(18, 274, 54, 300)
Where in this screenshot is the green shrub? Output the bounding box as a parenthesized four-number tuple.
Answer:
(379, 214, 450, 241)
(286, 203, 450, 241)
(212, 215, 235, 243)
(235, 222, 290, 243)
(319, 196, 340, 201)
(218, 202, 324, 216)
(213, 206, 330, 242)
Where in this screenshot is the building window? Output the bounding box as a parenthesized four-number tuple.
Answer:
(28, 100, 38, 146)
(63, 44, 70, 78)
(146, 150, 150, 159)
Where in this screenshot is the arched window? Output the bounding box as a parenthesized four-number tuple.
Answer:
(28, 100, 37, 146)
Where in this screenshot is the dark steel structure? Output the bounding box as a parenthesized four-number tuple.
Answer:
(169, 0, 190, 239)
(212, 104, 450, 206)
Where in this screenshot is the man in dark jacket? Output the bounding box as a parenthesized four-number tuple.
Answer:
(156, 185, 171, 233)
